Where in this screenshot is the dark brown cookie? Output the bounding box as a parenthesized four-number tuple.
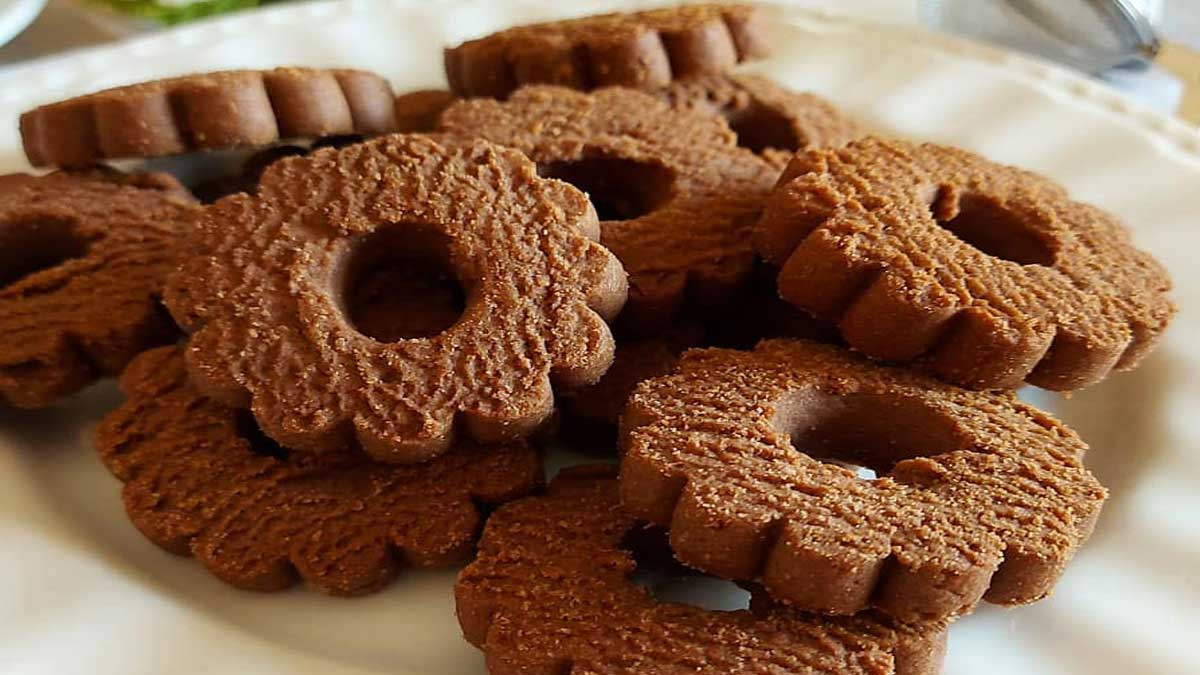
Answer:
(20, 68, 397, 167)
(393, 89, 459, 132)
(439, 85, 778, 332)
(0, 170, 197, 408)
(457, 467, 948, 675)
(165, 134, 627, 463)
(755, 137, 1175, 390)
(658, 74, 866, 154)
(444, 4, 768, 99)
(621, 339, 1107, 623)
(95, 346, 543, 595)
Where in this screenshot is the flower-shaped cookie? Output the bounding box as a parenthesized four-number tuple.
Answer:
(95, 346, 543, 595)
(439, 85, 778, 331)
(457, 467, 948, 675)
(621, 339, 1107, 622)
(755, 137, 1175, 390)
(0, 170, 196, 408)
(165, 134, 626, 462)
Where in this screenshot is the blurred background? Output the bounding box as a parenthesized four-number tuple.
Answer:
(0, 0, 1195, 122)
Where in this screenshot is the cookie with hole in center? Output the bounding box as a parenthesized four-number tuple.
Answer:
(620, 339, 1107, 623)
(95, 346, 542, 595)
(164, 133, 626, 463)
(444, 4, 768, 99)
(755, 137, 1175, 390)
(439, 85, 779, 332)
(658, 74, 866, 154)
(0, 170, 197, 409)
(457, 466, 948, 675)
(20, 67, 397, 167)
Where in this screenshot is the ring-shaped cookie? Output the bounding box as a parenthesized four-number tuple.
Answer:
(620, 339, 1107, 623)
(457, 467, 948, 675)
(165, 133, 627, 463)
(439, 85, 778, 331)
(755, 137, 1175, 390)
(96, 347, 543, 595)
(444, 4, 768, 99)
(0, 170, 197, 408)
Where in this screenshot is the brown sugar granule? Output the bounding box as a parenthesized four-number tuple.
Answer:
(165, 133, 626, 463)
(755, 137, 1175, 390)
(457, 466, 947, 675)
(621, 339, 1107, 623)
(95, 346, 542, 595)
(0, 170, 197, 408)
(444, 4, 768, 99)
(20, 68, 397, 167)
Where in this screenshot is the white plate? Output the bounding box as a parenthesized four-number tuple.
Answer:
(1, 1, 1198, 674)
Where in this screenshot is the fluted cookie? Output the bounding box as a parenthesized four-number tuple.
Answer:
(659, 74, 865, 154)
(0, 170, 196, 408)
(440, 85, 778, 331)
(755, 137, 1175, 390)
(457, 467, 947, 675)
(96, 346, 543, 595)
(21, 68, 397, 167)
(165, 134, 626, 463)
(621, 339, 1107, 622)
(445, 4, 768, 99)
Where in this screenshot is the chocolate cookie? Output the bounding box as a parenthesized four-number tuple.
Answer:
(95, 346, 543, 595)
(658, 74, 866, 154)
(439, 85, 778, 331)
(0, 170, 197, 408)
(165, 134, 626, 463)
(457, 467, 948, 675)
(393, 89, 459, 132)
(755, 137, 1175, 390)
(621, 339, 1107, 623)
(445, 4, 769, 99)
(21, 68, 397, 167)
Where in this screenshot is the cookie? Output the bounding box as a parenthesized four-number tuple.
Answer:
(755, 137, 1175, 390)
(393, 89, 459, 132)
(20, 68, 397, 167)
(95, 346, 542, 595)
(457, 467, 948, 675)
(439, 85, 778, 331)
(445, 4, 768, 99)
(0, 170, 197, 409)
(620, 339, 1107, 622)
(658, 74, 866, 154)
(165, 133, 627, 463)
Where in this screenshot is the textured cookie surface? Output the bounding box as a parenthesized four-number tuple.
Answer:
(165, 133, 626, 463)
(755, 137, 1175, 390)
(457, 467, 947, 675)
(95, 346, 543, 595)
(439, 85, 778, 331)
(445, 4, 768, 99)
(658, 74, 865, 154)
(0, 170, 197, 408)
(21, 68, 397, 166)
(621, 339, 1107, 623)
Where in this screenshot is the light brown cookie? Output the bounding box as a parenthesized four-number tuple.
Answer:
(0, 170, 197, 408)
(165, 133, 626, 463)
(444, 4, 769, 99)
(658, 74, 866, 153)
(20, 68, 397, 167)
(457, 466, 948, 675)
(439, 85, 778, 332)
(393, 89, 459, 132)
(95, 346, 542, 595)
(621, 339, 1107, 622)
(755, 137, 1175, 390)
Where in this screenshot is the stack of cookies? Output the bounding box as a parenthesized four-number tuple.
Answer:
(2, 4, 1175, 674)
